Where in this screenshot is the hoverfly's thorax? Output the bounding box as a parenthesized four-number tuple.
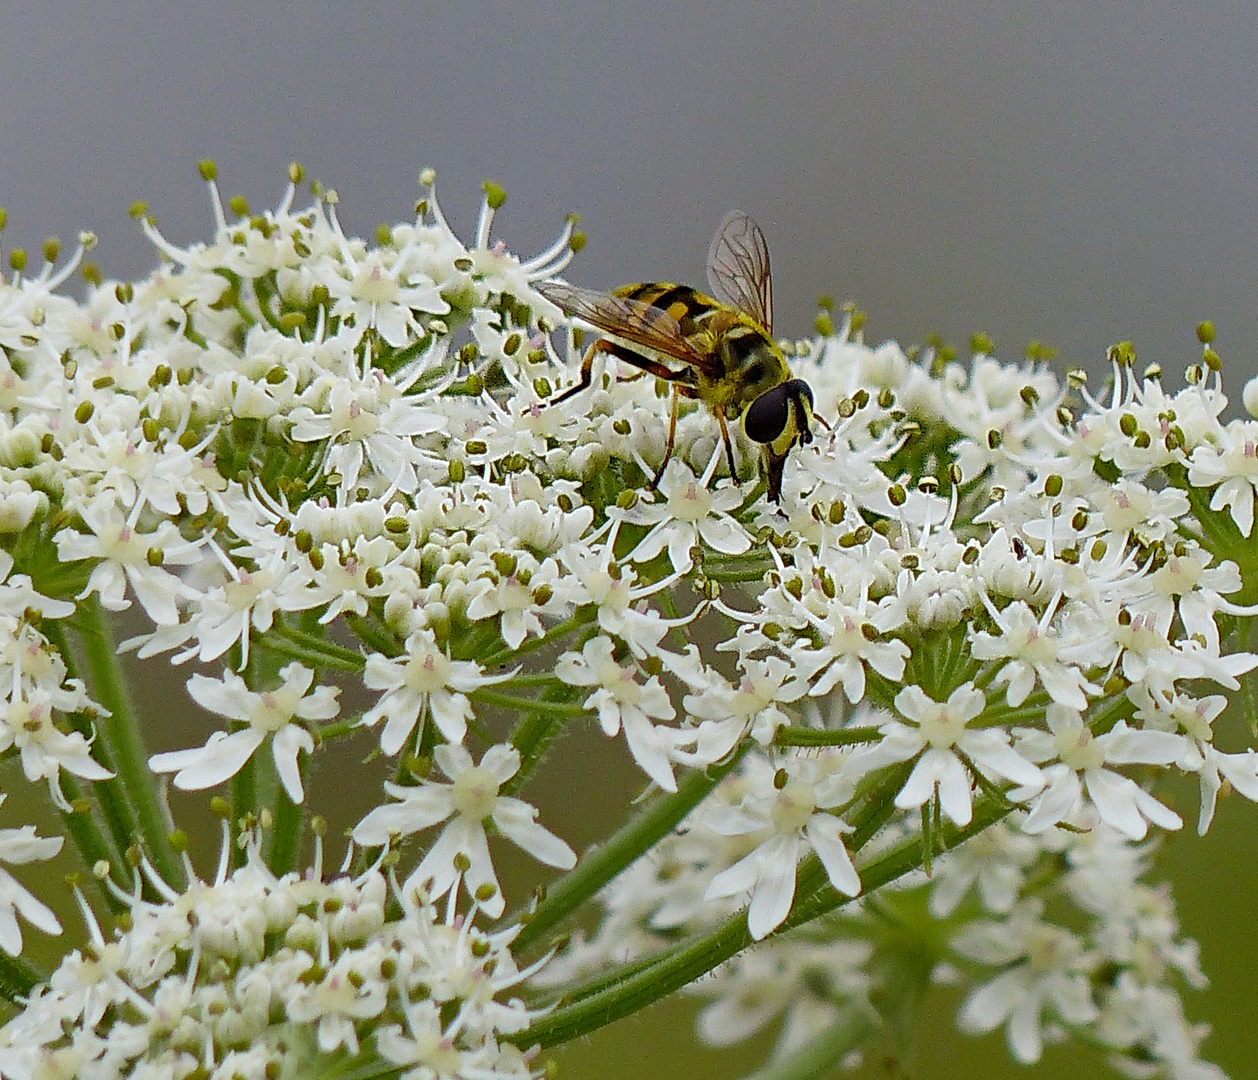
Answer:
(718, 328, 790, 409)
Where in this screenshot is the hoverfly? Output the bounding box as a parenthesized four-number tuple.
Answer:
(536, 211, 816, 503)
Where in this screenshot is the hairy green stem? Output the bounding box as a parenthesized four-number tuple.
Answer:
(70, 599, 185, 890)
(515, 776, 1002, 1051)
(509, 742, 750, 955)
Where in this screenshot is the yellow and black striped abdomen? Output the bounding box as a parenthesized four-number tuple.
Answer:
(613, 282, 726, 340)
(611, 282, 788, 406)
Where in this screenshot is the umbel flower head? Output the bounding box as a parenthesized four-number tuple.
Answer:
(0, 162, 1253, 1080)
(0, 826, 546, 1080)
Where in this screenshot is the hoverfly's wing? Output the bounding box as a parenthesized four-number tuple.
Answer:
(706, 210, 773, 333)
(536, 280, 720, 377)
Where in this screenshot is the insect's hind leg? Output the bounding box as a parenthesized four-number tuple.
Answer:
(549, 339, 683, 406)
(549, 339, 611, 405)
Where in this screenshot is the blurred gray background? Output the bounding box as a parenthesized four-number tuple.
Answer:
(4, 3, 1255, 1077)
(4, 1, 1258, 388)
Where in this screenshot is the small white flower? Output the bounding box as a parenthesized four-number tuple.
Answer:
(556, 635, 692, 791)
(1187, 419, 1258, 535)
(850, 683, 1043, 827)
(954, 899, 1100, 1064)
(704, 753, 860, 940)
(353, 743, 575, 918)
(625, 453, 752, 573)
(361, 628, 509, 755)
(971, 596, 1099, 710)
(1015, 705, 1186, 840)
(149, 662, 338, 803)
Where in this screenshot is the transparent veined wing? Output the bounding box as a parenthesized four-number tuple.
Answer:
(706, 210, 773, 332)
(535, 280, 720, 377)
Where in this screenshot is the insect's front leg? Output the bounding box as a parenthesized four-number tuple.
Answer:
(714, 407, 741, 486)
(649, 384, 700, 491)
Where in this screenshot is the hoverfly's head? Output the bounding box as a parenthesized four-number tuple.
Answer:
(742, 378, 815, 503)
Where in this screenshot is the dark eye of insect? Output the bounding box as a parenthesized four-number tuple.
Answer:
(743, 384, 795, 444)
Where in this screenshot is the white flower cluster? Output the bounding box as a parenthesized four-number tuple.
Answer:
(0, 832, 544, 1080)
(0, 164, 1255, 1077)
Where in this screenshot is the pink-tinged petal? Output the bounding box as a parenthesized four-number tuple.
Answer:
(806, 816, 861, 897)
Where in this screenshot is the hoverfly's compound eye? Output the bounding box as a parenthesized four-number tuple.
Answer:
(744, 384, 792, 444)
(744, 379, 813, 445)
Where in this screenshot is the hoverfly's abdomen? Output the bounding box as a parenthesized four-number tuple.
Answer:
(614, 283, 715, 339)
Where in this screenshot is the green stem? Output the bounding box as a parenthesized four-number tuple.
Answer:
(472, 688, 589, 717)
(42, 620, 134, 885)
(266, 783, 304, 876)
(264, 623, 365, 671)
(736, 1002, 880, 1080)
(70, 599, 185, 890)
(509, 742, 750, 955)
(0, 952, 41, 1009)
(480, 608, 597, 670)
(57, 772, 127, 913)
(773, 725, 882, 748)
(502, 683, 584, 796)
(515, 777, 1004, 1051)
(344, 611, 402, 658)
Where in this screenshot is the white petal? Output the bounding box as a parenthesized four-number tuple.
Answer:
(806, 816, 861, 897)
(746, 837, 800, 939)
(272, 725, 314, 804)
(150, 729, 264, 791)
(492, 798, 576, 869)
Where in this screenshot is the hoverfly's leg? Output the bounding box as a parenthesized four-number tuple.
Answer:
(647, 385, 700, 491)
(649, 389, 682, 491)
(550, 339, 682, 405)
(714, 406, 741, 486)
(550, 338, 612, 405)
